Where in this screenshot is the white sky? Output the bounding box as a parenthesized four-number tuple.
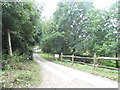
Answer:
(34, 0, 116, 19)
(93, 0, 115, 9)
(35, 0, 60, 19)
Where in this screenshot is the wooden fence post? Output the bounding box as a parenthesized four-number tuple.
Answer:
(8, 29, 13, 64)
(8, 29, 13, 57)
(93, 53, 97, 70)
(72, 54, 74, 65)
(61, 52, 63, 61)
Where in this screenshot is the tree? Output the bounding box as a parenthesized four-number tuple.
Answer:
(41, 20, 70, 54)
(2, 1, 42, 59)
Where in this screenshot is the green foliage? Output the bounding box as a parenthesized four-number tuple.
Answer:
(2, 1, 43, 70)
(41, 20, 70, 54)
(2, 1, 42, 55)
(39, 52, 55, 60)
(41, 1, 118, 58)
(40, 1, 119, 68)
(0, 60, 41, 88)
(2, 52, 28, 70)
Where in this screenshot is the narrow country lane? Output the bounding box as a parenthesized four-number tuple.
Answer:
(33, 54, 118, 88)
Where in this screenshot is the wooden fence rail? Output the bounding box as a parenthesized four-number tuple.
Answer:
(60, 53, 120, 70)
(97, 57, 120, 60)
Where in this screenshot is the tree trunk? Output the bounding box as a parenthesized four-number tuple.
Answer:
(73, 47, 75, 54)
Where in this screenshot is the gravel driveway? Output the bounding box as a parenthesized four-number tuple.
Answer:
(34, 54, 118, 88)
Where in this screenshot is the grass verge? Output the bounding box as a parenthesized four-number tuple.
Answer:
(0, 60, 41, 88)
(39, 52, 118, 81)
(39, 52, 55, 60)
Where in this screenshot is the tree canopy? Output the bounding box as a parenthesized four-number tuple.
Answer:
(2, 1, 42, 55)
(41, 1, 119, 57)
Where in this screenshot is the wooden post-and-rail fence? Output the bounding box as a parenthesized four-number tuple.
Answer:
(60, 53, 120, 70)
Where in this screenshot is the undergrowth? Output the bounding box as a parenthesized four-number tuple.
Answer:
(0, 53, 41, 88)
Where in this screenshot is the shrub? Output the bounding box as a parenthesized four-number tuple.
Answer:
(2, 52, 29, 70)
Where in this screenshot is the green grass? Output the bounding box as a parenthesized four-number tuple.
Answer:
(39, 52, 55, 60)
(0, 60, 42, 88)
(39, 52, 118, 81)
